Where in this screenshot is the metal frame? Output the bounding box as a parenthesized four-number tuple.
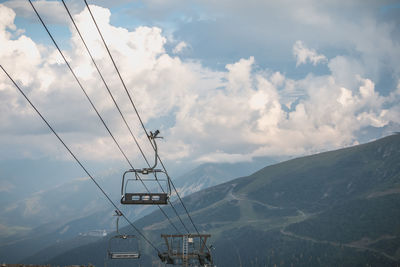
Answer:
(159, 234, 213, 266)
(121, 169, 171, 205)
(108, 234, 140, 259)
(107, 211, 140, 260)
(120, 130, 171, 205)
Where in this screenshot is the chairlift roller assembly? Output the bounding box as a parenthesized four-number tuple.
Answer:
(121, 130, 171, 205)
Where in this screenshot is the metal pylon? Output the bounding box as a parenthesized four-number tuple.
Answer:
(183, 235, 189, 267)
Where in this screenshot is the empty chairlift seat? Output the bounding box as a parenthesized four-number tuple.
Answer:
(121, 168, 171, 205)
(107, 212, 140, 260)
(109, 251, 140, 259)
(108, 234, 141, 260)
(120, 130, 171, 205)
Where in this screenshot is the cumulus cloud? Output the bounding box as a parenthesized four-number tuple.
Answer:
(169, 56, 398, 162)
(195, 151, 252, 164)
(173, 41, 188, 54)
(1, 3, 399, 168)
(293, 40, 327, 67)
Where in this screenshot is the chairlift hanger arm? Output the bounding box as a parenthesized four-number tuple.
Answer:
(148, 129, 163, 169)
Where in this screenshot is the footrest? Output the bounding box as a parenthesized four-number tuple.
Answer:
(121, 193, 168, 205)
(109, 252, 140, 259)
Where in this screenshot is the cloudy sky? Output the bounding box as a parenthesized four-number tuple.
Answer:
(1, 0, 400, 177)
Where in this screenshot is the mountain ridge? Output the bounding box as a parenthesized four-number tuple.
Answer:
(1, 154, 276, 263)
(47, 134, 400, 266)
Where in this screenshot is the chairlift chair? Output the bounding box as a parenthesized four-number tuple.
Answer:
(108, 234, 140, 259)
(120, 130, 171, 205)
(107, 210, 140, 260)
(121, 168, 171, 205)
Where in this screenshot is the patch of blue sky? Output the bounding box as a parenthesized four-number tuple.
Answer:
(378, 2, 400, 27)
(108, 1, 147, 31)
(380, 2, 400, 13)
(108, 3, 190, 53)
(14, 16, 72, 51)
(175, 22, 331, 80)
(145, 107, 178, 133)
(375, 68, 399, 97)
(281, 94, 308, 115)
(108, 1, 211, 43)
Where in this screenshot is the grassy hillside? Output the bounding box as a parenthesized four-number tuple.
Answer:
(45, 134, 400, 266)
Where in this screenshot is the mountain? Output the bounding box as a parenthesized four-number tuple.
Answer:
(0, 160, 123, 236)
(46, 134, 400, 266)
(0, 156, 275, 263)
(0, 210, 112, 263)
(0, 155, 276, 234)
(174, 156, 282, 197)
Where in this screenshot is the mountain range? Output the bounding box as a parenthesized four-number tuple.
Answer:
(42, 134, 400, 266)
(0, 154, 279, 263)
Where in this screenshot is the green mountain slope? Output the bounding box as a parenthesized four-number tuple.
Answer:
(47, 134, 400, 266)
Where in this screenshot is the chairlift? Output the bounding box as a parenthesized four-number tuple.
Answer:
(121, 130, 171, 205)
(107, 210, 140, 260)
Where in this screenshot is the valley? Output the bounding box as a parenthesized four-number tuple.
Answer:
(2, 134, 400, 266)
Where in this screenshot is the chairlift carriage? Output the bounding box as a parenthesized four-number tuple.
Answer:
(107, 210, 140, 260)
(121, 130, 172, 205)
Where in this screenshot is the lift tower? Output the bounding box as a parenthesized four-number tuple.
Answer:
(159, 234, 214, 266)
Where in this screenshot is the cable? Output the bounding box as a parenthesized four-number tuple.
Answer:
(67, 0, 190, 234)
(0, 64, 160, 254)
(28, 0, 180, 235)
(83, 0, 148, 138)
(60, 0, 147, 172)
(28, 0, 131, 168)
(61, 0, 179, 233)
(83, 0, 211, 254)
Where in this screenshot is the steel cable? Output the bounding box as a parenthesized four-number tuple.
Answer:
(0, 65, 160, 254)
(28, 0, 179, 235)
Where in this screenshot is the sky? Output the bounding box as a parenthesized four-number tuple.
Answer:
(1, 0, 400, 180)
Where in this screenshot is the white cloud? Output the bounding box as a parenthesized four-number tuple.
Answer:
(173, 41, 188, 54)
(293, 40, 327, 67)
(0, 2, 17, 31)
(195, 151, 252, 164)
(168, 57, 399, 161)
(0, 5, 42, 87)
(1, 3, 399, 168)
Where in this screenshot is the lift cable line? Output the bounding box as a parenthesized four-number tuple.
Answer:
(61, 0, 184, 234)
(61, 0, 147, 178)
(61, 0, 189, 234)
(84, 0, 211, 252)
(0, 65, 160, 254)
(28, 0, 180, 235)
